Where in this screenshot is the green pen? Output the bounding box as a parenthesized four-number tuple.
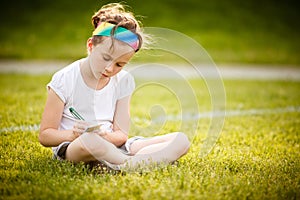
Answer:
(69, 107, 85, 120)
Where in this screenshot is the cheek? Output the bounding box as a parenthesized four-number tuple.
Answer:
(113, 66, 123, 74)
(89, 54, 105, 72)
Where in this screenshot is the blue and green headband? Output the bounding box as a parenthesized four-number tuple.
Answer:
(93, 22, 140, 51)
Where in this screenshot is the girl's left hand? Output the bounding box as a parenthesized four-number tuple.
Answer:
(86, 123, 112, 137)
(93, 123, 112, 137)
(92, 129, 107, 137)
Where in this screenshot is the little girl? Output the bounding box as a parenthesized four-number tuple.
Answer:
(39, 3, 190, 171)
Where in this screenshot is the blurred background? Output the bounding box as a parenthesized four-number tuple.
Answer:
(0, 0, 299, 65)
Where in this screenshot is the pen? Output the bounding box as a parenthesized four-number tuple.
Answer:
(69, 107, 85, 120)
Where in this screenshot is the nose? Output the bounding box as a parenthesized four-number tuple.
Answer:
(104, 63, 113, 73)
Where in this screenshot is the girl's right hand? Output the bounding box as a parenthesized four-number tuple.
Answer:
(72, 120, 89, 137)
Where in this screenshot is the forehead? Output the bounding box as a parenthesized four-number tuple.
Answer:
(94, 37, 135, 59)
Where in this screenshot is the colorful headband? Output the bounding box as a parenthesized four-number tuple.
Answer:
(93, 22, 140, 51)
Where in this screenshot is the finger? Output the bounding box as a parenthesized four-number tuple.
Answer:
(74, 123, 88, 131)
(73, 127, 85, 135)
(72, 129, 80, 137)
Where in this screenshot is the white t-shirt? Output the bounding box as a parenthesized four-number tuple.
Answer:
(47, 58, 135, 132)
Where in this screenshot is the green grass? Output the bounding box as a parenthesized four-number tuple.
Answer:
(0, 0, 299, 64)
(0, 73, 299, 199)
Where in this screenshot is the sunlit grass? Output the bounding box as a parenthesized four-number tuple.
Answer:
(0, 75, 300, 199)
(0, 74, 299, 199)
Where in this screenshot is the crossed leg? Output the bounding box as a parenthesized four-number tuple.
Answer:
(65, 132, 130, 164)
(65, 132, 190, 168)
(130, 132, 190, 156)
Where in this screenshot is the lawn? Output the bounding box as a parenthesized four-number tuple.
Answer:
(0, 73, 299, 199)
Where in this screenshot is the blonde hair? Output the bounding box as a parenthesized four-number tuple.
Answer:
(91, 3, 150, 50)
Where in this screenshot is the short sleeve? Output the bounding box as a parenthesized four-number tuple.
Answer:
(117, 71, 135, 100)
(47, 71, 68, 103)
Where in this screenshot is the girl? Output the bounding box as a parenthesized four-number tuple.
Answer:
(39, 3, 190, 171)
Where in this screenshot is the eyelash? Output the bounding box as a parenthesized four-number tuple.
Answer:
(102, 54, 124, 67)
(103, 55, 110, 61)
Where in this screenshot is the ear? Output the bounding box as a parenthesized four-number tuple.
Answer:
(86, 38, 93, 54)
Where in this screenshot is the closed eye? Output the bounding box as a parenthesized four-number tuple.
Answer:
(103, 54, 112, 61)
(116, 63, 124, 67)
